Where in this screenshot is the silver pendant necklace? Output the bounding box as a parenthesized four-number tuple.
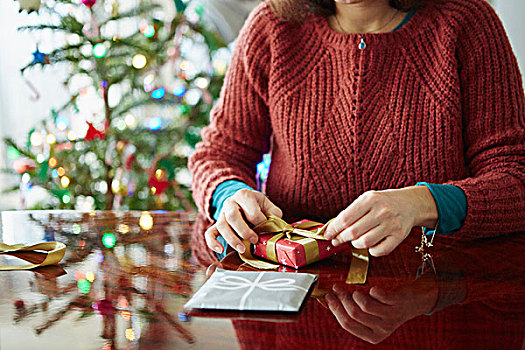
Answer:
(333, 9, 399, 50)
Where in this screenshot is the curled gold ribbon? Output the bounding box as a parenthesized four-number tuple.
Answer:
(238, 215, 369, 284)
(251, 214, 331, 240)
(0, 242, 66, 271)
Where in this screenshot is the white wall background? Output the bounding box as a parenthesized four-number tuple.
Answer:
(494, 1, 525, 77)
(0, 0, 523, 210)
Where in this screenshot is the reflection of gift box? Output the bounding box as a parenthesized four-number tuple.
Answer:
(251, 217, 351, 269)
(184, 268, 317, 311)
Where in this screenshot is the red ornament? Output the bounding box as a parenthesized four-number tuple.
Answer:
(125, 154, 134, 170)
(84, 122, 105, 141)
(14, 300, 25, 310)
(82, 0, 97, 8)
(147, 175, 170, 195)
(13, 158, 36, 174)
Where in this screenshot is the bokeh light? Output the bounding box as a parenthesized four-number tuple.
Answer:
(132, 54, 147, 69)
(55, 115, 69, 131)
(55, 115, 68, 130)
(72, 223, 81, 234)
(143, 25, 155, 38)
(151, 87, 166, 100)
(121, 310, 131, 321)
(195, 77, 208, 89)
(139, 212, 153, 230)
(124, 114, 137, 128)
(77, 279, 91, 294)
(125, 328, 136, 341)
(93, 43, 107, 58)
(67, 130, 77, 141)
(60, 176, 70, 188)
(48, 157, 58, 168)
(30, 132, 43, 147)
(118, 223, 130, 234)
(148, 117, 162, 130)
(86, 271, 95, 282)
(46, 133, 56, 144)
(102, 232, 116, 248)
(173, 85, 186, 97)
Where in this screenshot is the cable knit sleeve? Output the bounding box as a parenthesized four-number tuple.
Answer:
(187, 3, 273, 221)
(444, 1, 525, 238)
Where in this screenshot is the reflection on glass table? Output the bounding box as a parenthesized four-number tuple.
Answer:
(0, 210, 523, 349)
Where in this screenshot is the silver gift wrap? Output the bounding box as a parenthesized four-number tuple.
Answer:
(184, 268, 318, 312)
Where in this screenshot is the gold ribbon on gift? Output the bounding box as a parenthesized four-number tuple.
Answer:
(0, 242, 66, 271)
(238, 214, 369, 284)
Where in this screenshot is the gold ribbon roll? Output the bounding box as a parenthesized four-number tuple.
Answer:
(0, 242, 66, 271)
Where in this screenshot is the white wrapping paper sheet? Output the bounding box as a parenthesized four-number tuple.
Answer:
(184, 268, 318, 312)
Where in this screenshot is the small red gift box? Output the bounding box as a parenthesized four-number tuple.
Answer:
(252, 219, 350, 269)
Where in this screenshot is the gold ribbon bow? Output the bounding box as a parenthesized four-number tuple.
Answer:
(238, 214, 369, 284)
(0, 242, 66, 271)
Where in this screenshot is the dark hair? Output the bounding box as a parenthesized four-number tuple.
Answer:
(268, 0, 425, 23)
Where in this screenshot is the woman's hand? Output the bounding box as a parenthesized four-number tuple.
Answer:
(326, 279, 438, 344)
(324, 186, 438, 257)
(205, 189, 283, 254)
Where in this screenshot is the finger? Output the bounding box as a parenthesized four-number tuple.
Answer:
(223, 201, 259, 244)
(216, 213, 246, 254)
(325, 193, 375, 240)
(368, 235, 399, 257)
(234, 191, 269, 225)
(350, 225, 385, 249)
(336, 290, 382, 328)
(259, 195, 283, 218)
(204, 225, 224, 254)
(352, 289, 391, 317)
(369, 286, 397, 305)
(326, 294, 376, 342)
(332, 219, 381, 247)
(205, 262, 221, 278)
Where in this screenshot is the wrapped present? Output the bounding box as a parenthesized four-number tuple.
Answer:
(239, 214, 351, 270)
(184, 268, 317, 312)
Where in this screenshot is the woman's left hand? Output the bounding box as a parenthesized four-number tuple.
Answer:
(324, 186, 438, 257)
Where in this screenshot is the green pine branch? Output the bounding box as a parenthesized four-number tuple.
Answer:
(1, 185, 20, 194)
(4, 137, 34, 159)
(99, 4, 161, 27)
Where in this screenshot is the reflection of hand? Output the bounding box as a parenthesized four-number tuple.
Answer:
(326, 279, 438, 344)
(324, 187, 438, 256)
(205, 189, 283, 254)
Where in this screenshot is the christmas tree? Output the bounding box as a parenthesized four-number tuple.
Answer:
(3, 0, 228, 211)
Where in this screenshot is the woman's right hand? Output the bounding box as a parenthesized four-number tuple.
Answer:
(204, 189, 283, 254)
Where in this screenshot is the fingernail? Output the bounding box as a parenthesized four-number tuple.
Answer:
(249, 236, 258, 244)
(324, 231, 333, 240)
(214, 245, 222, 254)
(325, 294, 336, 304)
(331, 239, 339, 247)
(236, 244, 246, 254)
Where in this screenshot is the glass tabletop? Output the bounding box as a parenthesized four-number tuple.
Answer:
(0, 210, 523, 349)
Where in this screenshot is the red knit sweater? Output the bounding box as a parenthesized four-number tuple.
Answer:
(188, 0, 525, 243)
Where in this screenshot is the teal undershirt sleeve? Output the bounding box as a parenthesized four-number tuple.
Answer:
(211, 180, 254, 221)
(211, 180, 254, 260)
(415, 182, 468, 235)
